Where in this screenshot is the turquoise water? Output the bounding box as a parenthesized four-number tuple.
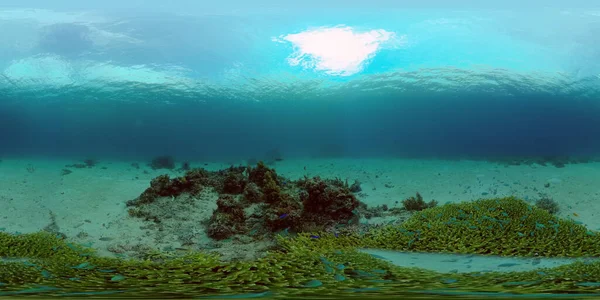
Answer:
(1, 3, 600, 160)
(1, 1, 600, 299)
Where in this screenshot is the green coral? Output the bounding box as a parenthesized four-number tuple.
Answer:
(0, 231, 95, 260)
(365, 196, 598, 256)
(4, 197, 600, 297)
(301, 197, 599, 257)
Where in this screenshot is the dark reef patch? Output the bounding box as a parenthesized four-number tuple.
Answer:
(148, 155, 176, 170)
(489, 155, 600, 168)
(125, 162, 383, 260)
(127, 162, 361, 235)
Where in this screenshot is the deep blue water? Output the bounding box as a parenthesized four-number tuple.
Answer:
(2, 76, 600, 161)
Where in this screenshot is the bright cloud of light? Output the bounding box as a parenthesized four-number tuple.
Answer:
(274, 26, 403, 76)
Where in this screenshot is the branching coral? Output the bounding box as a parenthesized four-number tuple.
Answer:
(304, 197, 600, 257)
(5, 209, 600, 298)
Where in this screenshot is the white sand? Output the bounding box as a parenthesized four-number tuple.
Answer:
(1, 157, 599, 265)
(358, 249, 599, 273)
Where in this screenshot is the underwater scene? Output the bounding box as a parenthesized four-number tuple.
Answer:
(2, 0, 600, 299)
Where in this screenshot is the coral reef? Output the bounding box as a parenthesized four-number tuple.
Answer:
(401, 192, 437, 211)
(149, 155, 176, 170)
(309, 197, 600, 257)
(297, 176, 360, 228)
(83, 158, 97, 168)
(535, 197, 560, 215)
(491, 155, 600, 168)
(349, 179, 362, 193)
(4, 196, 600, 297)
(179, 161, 191, 171)
(65, 158, 97, 169)
(126, 162, 361, 246)
(207, 195, 247, 240)
(7, 161, 599, 297)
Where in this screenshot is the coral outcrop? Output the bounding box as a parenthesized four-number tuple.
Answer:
(126, 162, 361, 245)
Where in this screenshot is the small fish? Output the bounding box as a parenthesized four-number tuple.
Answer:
(334, 274, 346, 281)
(350, 287, 380, 292)
(22, 261, 39, 269)
(576, 282, 600, 287)
(110, 274, 126, 282)
(303, 279, 323, 288)
(310, 235, 320, 239)
(66, 243, 79, 251)
(41, 270, 52, 278)
(354, 270, 375, 277)
(497, 263, 519, 268)
(99, 237, 114, 241)
(442, 278, 458, 284)
(368, 254, 389, 260)
(72, 262, 94, 270)
(503, 281, 540, 286)
(574, 212, 579, 217)
(279, 213, 288, 219)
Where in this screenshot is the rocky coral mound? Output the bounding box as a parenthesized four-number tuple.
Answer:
(125, 162, 364, 260)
